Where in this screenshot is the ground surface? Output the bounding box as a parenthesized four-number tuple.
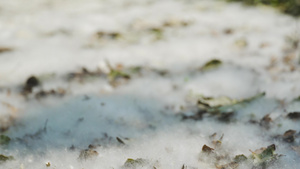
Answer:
(0, 0, 300, 168)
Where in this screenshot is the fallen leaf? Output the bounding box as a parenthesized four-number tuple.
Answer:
(282, 130, 296, 143)
(202, 144, 214, 153)
(200, 59, 222, 71)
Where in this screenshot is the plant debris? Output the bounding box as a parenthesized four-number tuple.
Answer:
(217, 112, 235, 123)
(287, 112, 300, 120)
(197, 92, 265, 109)
(182, 109, 207, 121)
(0, 47, 13, 53)
(95, 31, 122, 40)
(22, 76, 40, 94)
(149, 27, 164, 40)
(274, 129, 297, 143)
(35, 88, 66, 99)
(226, 0, 300, 17)
(200, 59, 222, 71)
(16, 120, 48, 145)
(202, 144, 214, 153)
(233, 154, 247, 163)
(183, 92, 265, 122)
(122, 158, 149, 169)
(211, 134, 224, 148)
(105, 62, 131, 87)
(79, 147, 99, 160)
(250, 144, 280, 168)
(162, 19, 191, 28)
(282, 130, 297, 143)
(0, 0, 299, 168)
(0, 135, 10, 145)
(223, 28, 233, 35)
(200, 141, 281, 169)
(259, 114, 272, 129)
(108, 69, 131, 82)
(67, 67, 104, 81)
(151, 68, 169, 76)
(0, 154, 14, 163)
(46, 162, 51, 167)
(215, 161, 239, 169)
(116, 137, 126, 145)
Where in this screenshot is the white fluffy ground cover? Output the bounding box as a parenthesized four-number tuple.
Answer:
(0, 0, 300, 168)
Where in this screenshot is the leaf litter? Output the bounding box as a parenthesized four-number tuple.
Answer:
(200, 134, 282, 169)
(0, 62, 299, 168)
(0, 0, 299, 168)
(182, 92, 266, 122)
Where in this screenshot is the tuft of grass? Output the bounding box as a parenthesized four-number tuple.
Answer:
(226, 0, 300, 17)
